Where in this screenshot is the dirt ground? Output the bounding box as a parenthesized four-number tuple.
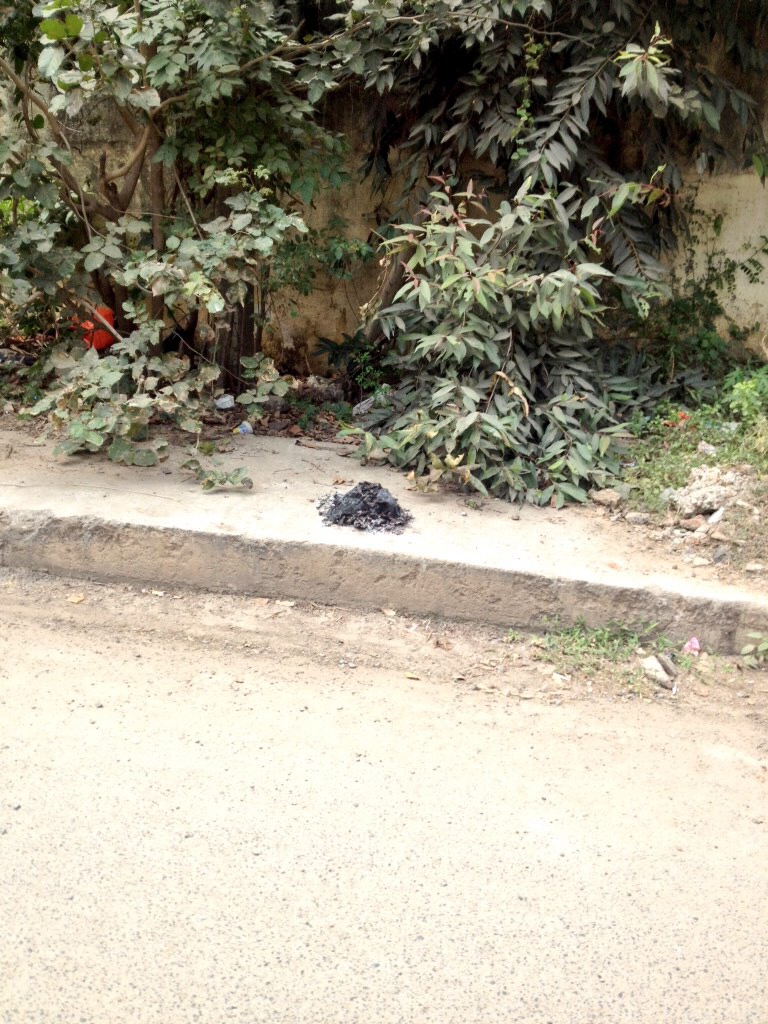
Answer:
(2, 568, 767, 1024)
(2, 566, 767, 723)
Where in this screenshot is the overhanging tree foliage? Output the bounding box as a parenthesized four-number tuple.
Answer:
(322, 0, 768, 502)
(0, 0, 356, 384)
(1, 1, 766, 497)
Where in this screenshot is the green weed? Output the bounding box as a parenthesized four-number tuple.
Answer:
(527, 618, 671, 674)
(624, 401, 768, 512)
(741, 632, 768, 669)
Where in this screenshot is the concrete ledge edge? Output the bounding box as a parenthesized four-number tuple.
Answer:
(1, 509, 766, 654)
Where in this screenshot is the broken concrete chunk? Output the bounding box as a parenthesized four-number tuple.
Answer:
(642, 655, 674, 687)
(655, 653, 679, 679)
(669, 465, 757, 517)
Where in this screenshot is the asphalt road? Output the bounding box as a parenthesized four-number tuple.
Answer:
(1, 571, 767, 1024)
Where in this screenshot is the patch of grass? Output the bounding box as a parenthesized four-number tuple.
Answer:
(622, 404, 768, 513)
(525, 618, 671, 675)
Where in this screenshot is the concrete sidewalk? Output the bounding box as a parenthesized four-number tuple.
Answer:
(0, 423, 766, 652)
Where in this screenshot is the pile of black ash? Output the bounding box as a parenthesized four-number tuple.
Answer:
(318, 481, 412, 533)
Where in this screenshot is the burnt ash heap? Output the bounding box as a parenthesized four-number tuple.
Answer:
(318, 481, 412, 533)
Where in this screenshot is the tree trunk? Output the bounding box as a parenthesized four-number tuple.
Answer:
(215, 289, 257, 392)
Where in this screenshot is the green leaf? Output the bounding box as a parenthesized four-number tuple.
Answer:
(64, 13, 84, 37)
(556, 482, 588, 502)
(108, 437, 134, 465)
(53, 439, 85, 457)
(130, 87, 162, 111)
(456, 411, 479, 433)
(38, 45, 67, 79)
(39, 18, 67, 40)
(206, 294, 226, 314)
(84, 251, 105, 271)
(581, 195, 600, 220)
(701, 101, 720, 131)
(231, 213, 253, 231)
(132, 448, 160, 467)
(608, 182, 632, 218)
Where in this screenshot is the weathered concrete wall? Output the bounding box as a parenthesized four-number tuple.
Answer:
(675, 169, 768, 360)
(260, 91, 407, 370)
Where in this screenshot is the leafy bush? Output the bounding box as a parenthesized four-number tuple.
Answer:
(622, 204, 768, 384)
(315, 329, 388, 401)
(741, 632, 768, 669)
(180, 458, 254, 492)
(348, 183, 667, 505)
(236, 354, 291, 418)
(23, 327, 291, 468)
(24, 325, 220, 464)
(723, 364, 768, 424)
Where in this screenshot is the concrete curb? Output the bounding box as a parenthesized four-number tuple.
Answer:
(2, 509, 766, 653)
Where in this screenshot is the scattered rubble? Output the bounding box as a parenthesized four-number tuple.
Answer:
(667, 465, 757, 517)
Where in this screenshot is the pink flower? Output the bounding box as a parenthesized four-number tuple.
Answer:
(683, 637, 701, 656)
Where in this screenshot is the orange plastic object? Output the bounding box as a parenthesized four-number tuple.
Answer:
(82, 306, 116, 351)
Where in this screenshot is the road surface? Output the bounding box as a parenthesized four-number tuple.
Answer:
(1, 570, 767, 1024)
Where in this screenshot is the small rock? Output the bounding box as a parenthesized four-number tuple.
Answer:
(656, 654, 679, 679)
(712, 546, 731, 564)
(697, 441, 717, 456)
(710, 527, 733, 542)
(625, 511, 650, 526)
(745, 562, 765, 574)
(680, 515, 707, 531)
(692, 556, 711, 567)
(708, 507, 725, 525)
(642, 655, 673, 687)
(591, 488, 623, 509)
